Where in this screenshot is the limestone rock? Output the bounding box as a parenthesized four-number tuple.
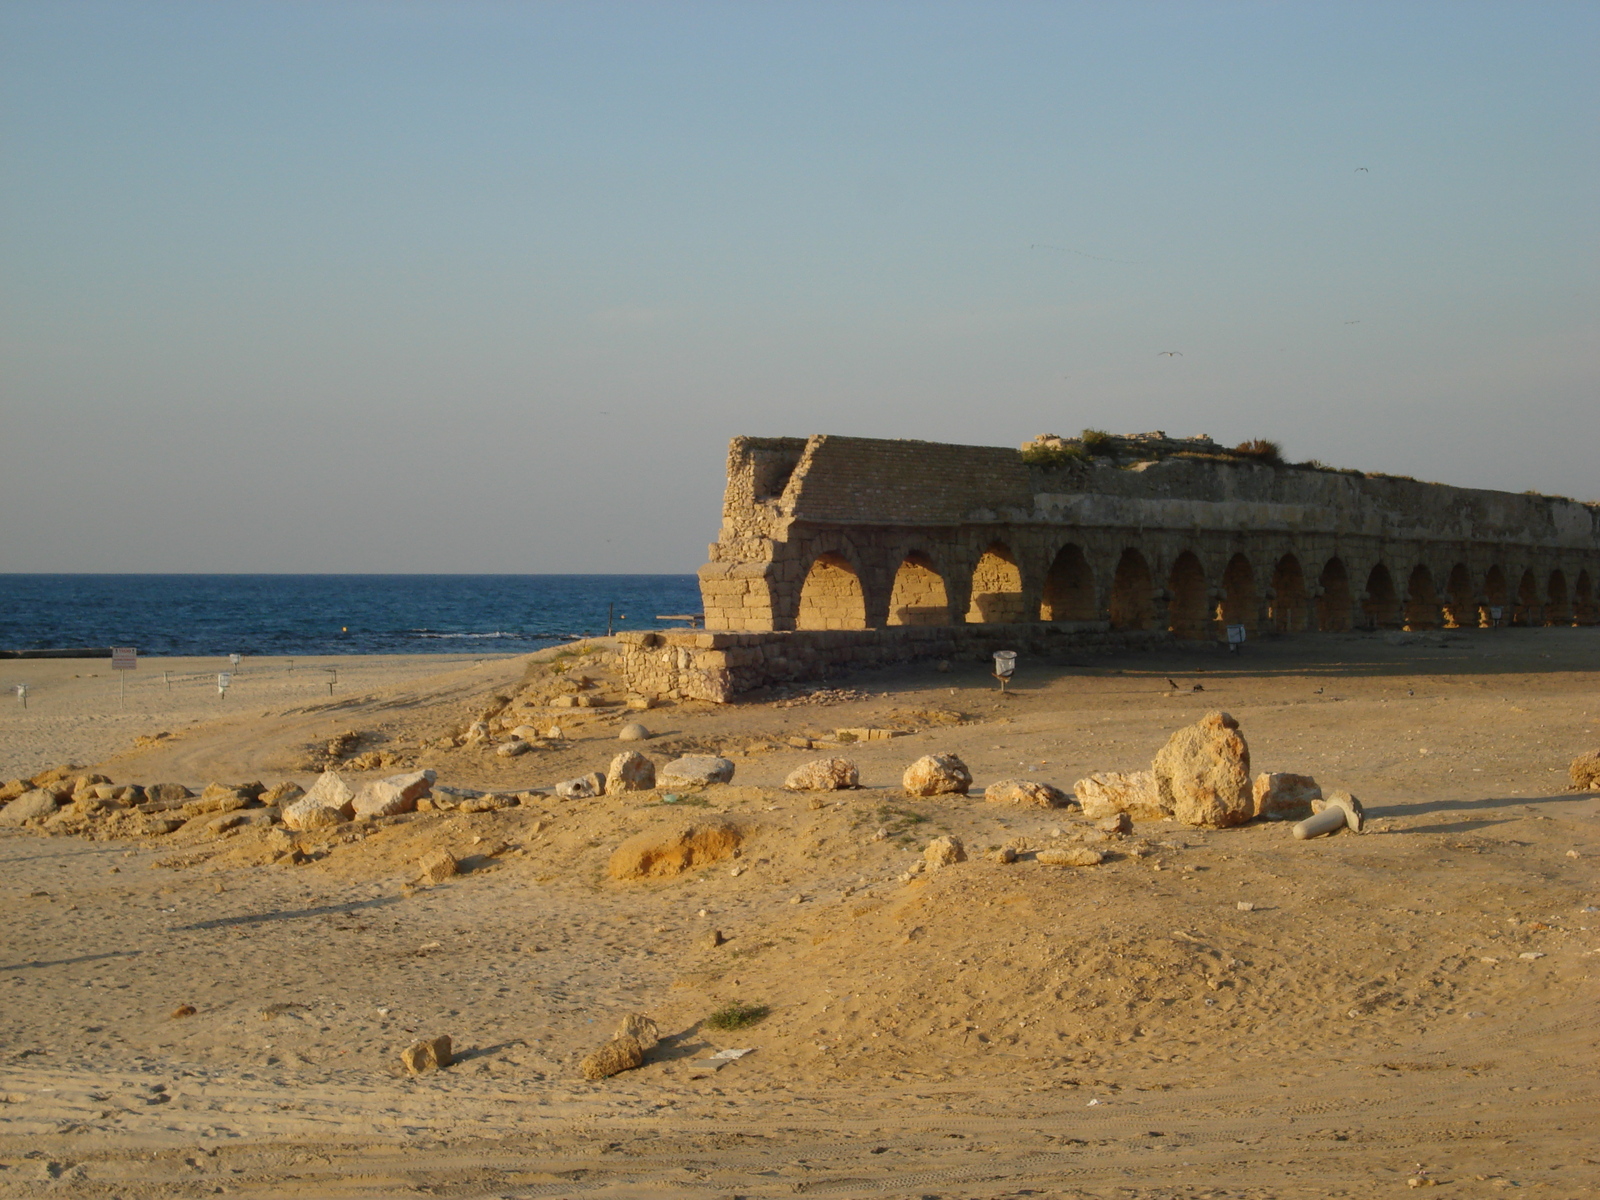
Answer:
(259, 781, 304, 807)
(496, 739, 531, 758)
(428, 785, 482, 811)
(144, 782, 194, 807)
(69, 773, 112, 797)
(0, 779, 29, 805)
(581, 1034, 644, 1080)
(0, 789, 59, 826)
(1252, 772, 1321, 821)
(984, 779, 1071, 808)
(458, 793, 517, 813)
(924, 835, 967, 869)
(992, 845, 1019, 863)
(658, 755, 736, 788)
(353, 770, 435, 820)
(1037, 846, 1105, 867)
(282, 770, 356, 831)
(1073, 770, 1168, 820)
(1096, 812, 1133, 835)
(418, 848, 458, 884)
(509, 725, 544, 741)
(401, 1034, 453, 1074)
(606, 751, 656, 794)
(555, 772, 606, 800)
(615, 1012, 659, 1050)
(607, 818, 746, 880)
(618, 722, 652, 741)
(784, 758, 859, 791)
(1569, 751, 1600, 791)
(463, 720, 491, 744)
(184, 787, 252, 816)
(1152, 712, 1253, 828)
(902, 754, 971, 797)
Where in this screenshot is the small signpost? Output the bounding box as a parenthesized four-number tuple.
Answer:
(229, 653, 242, 671)
(11, 684, 26, 709)
(1490, 605, 1504, 628)
(217, 672, 232, 698)
(992, 650, 1018, 693)
(1226, 624, 1247, 654)
(112, 646, 137, 706)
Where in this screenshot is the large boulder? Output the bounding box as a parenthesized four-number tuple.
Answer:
(902, 754, 971, 797)
(0, 789, 59, 826)
(1570, 751, 1600, 791)
(606, 751, 656, 794)
(1252, 772, 1321, 821)
(658, 755, 735, 789)
(352, 770, 436, 819)
(784, 758, 859, 791)
(1152, 711, 1252, 828)
(608, 818, 746, 880)
(984, 779, 1071, 808)
(281, 770, 356, 831)
(1073, 770, 1168, 820)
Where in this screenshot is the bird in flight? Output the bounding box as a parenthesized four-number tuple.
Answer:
(1355, 166, 1369, 172)
(1157, 351, 1182, 357)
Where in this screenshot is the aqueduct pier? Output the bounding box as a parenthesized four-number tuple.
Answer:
(620, 434, 1600, 702)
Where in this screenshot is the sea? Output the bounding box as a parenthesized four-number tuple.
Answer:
(0, 574, 703, 658)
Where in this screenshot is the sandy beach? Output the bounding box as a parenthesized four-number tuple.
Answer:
(1, 629, 1597, 1197)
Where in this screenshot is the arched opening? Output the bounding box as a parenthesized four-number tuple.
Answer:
(1270, 554, 1309, 633)
(1316, 558, 1352, 631)
(1109, 548, 1155, 631)
(1404, 565, 1441, 630)
(1219, 554, 1257, 633)
(1576, 570, 1598, 625)
(1546, 569, 1571, 626)
(1040, 543, 1097, 621)
(886, 553, 950, 626)
(1514, 569, 1540, 626)
(1443, 563, 1476, 629)
(965, 542, 1025, 624)
(1484, 565, 1509, 626)
(1167, 551, 1210, 639)
(1362, 563, 1401, 629)
(796, 554, 867, 630)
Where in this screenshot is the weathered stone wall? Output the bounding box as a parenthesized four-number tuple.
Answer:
(619, 623, 1169, 704)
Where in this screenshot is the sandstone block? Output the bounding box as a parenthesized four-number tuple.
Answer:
(658, 755, 736, 788)
(0, 789, 59, 826)
(984, 779, 1071, 808)
(1569, 751, 1600, 791)
(143, 782, 194, 808)
(401, 1034, 453, 1074)
(555, 772, 606, 799)
(924, 835, 967, 869)
(608, 818, 746, 880)
(1096, 812, 1133, 835)
(1252, 772, 1321, 821)
(282, 770, 356, 830)
(184, 787, 252, 817)
(1152, 712, 1253, 828)
(496, 739, 531, 758)
(418, 848, 458, 884)
(259, 782, 304, 806)
(458, 793, 517, 813)
(1037, 846, 1105, 867)
(352, 770, 435, 820)
(784, 758, 859, 791)
(615, 1012, 659, 1050)
(902, 754, 971, 797)
(1073, 770, 1167, 819)
(606, 751, 656, 794)
(0, 779, 29, 805)
(581, 1034, 644, 1080)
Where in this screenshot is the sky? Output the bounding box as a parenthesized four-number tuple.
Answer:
(1, 0, 1595, 573)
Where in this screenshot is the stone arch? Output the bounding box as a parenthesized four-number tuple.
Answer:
(797, 553, 867, 630)
(1269, 553, 1309, 633)
(1546, 569, 1571, 626)
(1576, 570, 1598, 625)
(1167, 550, 1210, 639)
(1443, 563, 1476, 629)
(1109, 548, 1155, 631)
(1484, 565, 1509, 625)
(1316, 558, 1352, 631)
(886, 552, 951, 626)
(1404, 564, 1441, 631)
(1040, 543, 1097, 622)
(1362, 563, 1401, 629)
(965, 542, 1025, 624)
(1514, 568, 1540, 626)
(1219, 554, 1257, 632)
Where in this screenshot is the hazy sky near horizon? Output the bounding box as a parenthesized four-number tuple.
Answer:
(2, 1, 1595, 573)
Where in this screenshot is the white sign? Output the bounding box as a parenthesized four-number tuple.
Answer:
(229, 653, 241, 667)
(992, 650, 1018, 678)
(111, 647, 137, 670)
(1226, 624, 1247, 645)
(217, 672, 232, 691)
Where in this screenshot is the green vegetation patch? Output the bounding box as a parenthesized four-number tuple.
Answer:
(705, 1001, 771, 1031)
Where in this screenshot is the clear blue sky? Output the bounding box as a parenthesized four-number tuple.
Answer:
(2, 1, 1595, 572)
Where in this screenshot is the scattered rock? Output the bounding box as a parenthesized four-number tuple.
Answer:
(625, 696, 655, 711)
(509, 725, 544, 742)
(618, 722, 652, 741)
(1073, 770, 1169, 820)
(1569, 751, 1600, 790)
(401, 1034, 453, 1075)
(555, 772, 606, 800)
(984, 779, 1070, 808)
(658, 755, 736, 788)
(0, 789, 59, 826)
(606, 751, 657, 794)
(458, 793, 517, 813)
(1153, 711, 1253, 828)
(282, 770, 356, 831)
(702, 929, 726, 950)
(463, 721, 491, 745)
(581, 1034, 644, 1080)
(171, 1004, 197, 1018)
(1096, 812, 1133, 835)
(1037, 846, 1105, 867)
(924, 835, 967, 869)
(144, 782, 194, 807)
(1252, 772, 1321, 821)
(352, 771, 435, 820)
(607, 818, 747, 880)
(992, 845, 1018, 863)
(615, 1012, 659, 1050)
(1237, 901, 1256, 911)
(417, 848, 458, 884)
(902, 754, 971, 797)
(784, 758, 859, 791)
(259, 781, 304, 807)
(0, 779, 30, 805)
(428, 786, 482, 811)
(496, 739, 531, 758)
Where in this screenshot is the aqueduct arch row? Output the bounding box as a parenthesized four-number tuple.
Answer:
(699, 435, 1600, 637)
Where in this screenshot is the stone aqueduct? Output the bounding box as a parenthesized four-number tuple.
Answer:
(698, 434, 1600, 637)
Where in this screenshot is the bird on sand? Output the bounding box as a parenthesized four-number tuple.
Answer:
(1166, 678, 1179, 689)
(1191, 683, 1205, 692)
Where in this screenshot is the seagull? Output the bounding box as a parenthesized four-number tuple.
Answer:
(1158, 351, 1182, 357)
(1355, 167, 1369, 172)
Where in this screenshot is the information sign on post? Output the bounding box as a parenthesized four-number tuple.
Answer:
(217, 672, 232, 698)
(111, 647, 136, 706)
(1226, 624, 1247, 654)
(229, 653, 241, 669)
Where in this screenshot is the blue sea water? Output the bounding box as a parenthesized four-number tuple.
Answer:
(0, 575, 703, 657)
